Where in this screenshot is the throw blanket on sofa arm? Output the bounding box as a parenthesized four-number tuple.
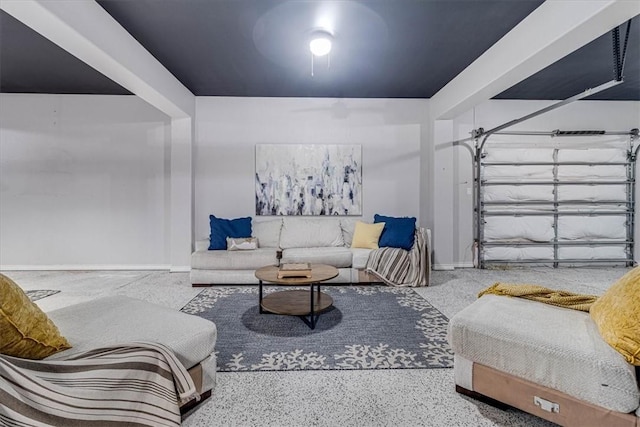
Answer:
(0, 342, 198, 427)
(478, 282, 598, 312)
(365, 228, 430, 287)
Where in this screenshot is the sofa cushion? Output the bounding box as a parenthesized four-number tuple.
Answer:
(351, 248, 373, 269)
(449, 294, 640, 413)
(340, 218, 358, 247)
(209, 215, 252, 250)
(590, 267, 640, 365)
(0, 274, 71, 359)
(374, 214, 416, 250)
(282, 247, 352, 268)
(252, 219, 282, 248)
(192, 248, 278, 270)
(47, 296, 216, 372)
(279, 218, 344, 249)
(195, 239, 210, 251)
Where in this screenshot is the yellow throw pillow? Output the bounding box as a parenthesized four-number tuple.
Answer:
(351, 221, 385, 249)
(590, 267, 640, 365)
(0, 273, 71, 359)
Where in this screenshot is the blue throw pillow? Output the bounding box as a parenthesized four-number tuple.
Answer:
(209, 215, 252, 250)
(373, 214, 416, 250)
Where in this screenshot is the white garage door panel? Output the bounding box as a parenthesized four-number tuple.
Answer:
(557, 246, 627, 260)
(557, 216, 627, 240)
(484, 246, 554, 261)
(557, 185, 627, 202)
(484, 217, 554, 242)
(484, 148, 553, 163)
(483, 165, 553, 180)
(483, 185, 554, 202)
(556, 148, 627, 163)
(556, 165, 627, 180)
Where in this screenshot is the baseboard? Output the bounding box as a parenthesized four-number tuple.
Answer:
(170, 266, 191, 273)
(454, 262, 475, 268)
(0, 265, 171, 271)
(433, 263, 474, 270)
(433, 264, 455, 271)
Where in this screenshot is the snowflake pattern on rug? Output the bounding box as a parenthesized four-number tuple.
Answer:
(334, 344, 425, 369)
(224, 350, 329, 371)
(181, 287, 256, 315)
(181, 285, 454, 371)
(251, 350, 329, 370)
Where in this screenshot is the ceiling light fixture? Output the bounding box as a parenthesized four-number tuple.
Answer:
(309, 32, 332, 56)
(309, 30, 332, 77)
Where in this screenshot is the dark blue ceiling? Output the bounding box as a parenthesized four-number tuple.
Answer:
(496, 18, 639, 101)
(0, 10, 130, 95)
(1, 1, 638, 100)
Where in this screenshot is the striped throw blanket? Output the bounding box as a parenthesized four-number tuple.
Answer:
(365, 229, 430, 287)
(0, 342, 198, 427)
(479, 282, 598, 312)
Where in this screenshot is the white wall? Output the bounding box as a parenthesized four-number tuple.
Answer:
(3, 94, 636, 269)
(195, 97, 430, 240)
(0, 94, 171, 269)
(443, 100, 640, 266)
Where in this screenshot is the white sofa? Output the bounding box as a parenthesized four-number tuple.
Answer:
(448, 295, 639, 427)
(46, 296, 217, 411)
(191, 217, 430, 286)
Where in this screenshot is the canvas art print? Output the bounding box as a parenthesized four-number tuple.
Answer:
(255, 144, 362, 216)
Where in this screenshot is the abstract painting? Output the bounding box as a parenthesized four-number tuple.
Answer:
(255, 144, 362, 216)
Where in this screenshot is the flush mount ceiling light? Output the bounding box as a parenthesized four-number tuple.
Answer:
(309, 30, 333, 76)
(309, 31, 332, 56)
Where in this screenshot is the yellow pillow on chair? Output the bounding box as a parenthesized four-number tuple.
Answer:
(0, 273, 71, 359)
(590, 267, 640, 365)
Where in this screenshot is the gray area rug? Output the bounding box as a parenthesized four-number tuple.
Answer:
(26, 289, 60, 301)
(181, 286, 454, 372)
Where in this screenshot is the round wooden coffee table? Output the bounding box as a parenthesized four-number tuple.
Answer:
(255, 264, 339, 329)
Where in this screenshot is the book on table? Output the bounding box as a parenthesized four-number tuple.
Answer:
(277, 262, 312, 278)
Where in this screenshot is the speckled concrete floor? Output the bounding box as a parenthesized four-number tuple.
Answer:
(5, 267, 629, 426)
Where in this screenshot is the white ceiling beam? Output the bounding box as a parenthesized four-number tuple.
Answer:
(1, 0, 195, 118)
(430, 0, 640, 120)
